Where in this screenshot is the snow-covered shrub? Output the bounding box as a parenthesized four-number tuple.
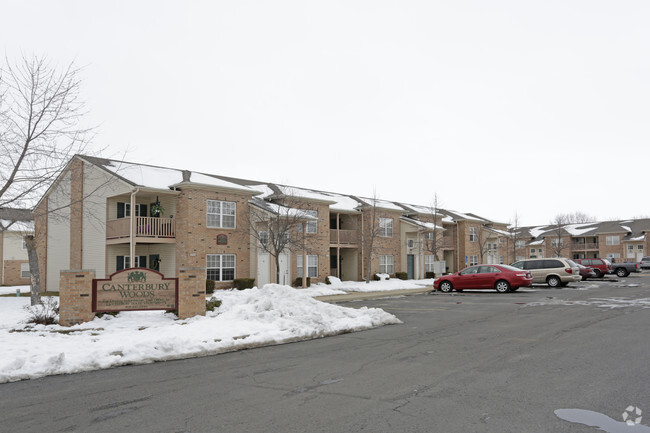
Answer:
(24, 297, 59, 325)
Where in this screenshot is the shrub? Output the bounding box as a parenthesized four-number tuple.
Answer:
(233, 278, 255, 290)
(395, 272, 408, 280)
(425, 271, 436, 279)
(206, 298, 222, 312)
(206, 279, 216, 294)
(325, 276, 332, 285)
(293, 277, 311, 287)
(24, 297, 59, 325)
(96, 311, 119, 319)
(373, 274, 381, 281)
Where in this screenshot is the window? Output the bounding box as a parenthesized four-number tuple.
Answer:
(116, 255, 147, 271)
(424, 232, 435, 240)
(379, 218, 393, 237)
(259, 231, 269, 248)
(609, 253, 621, 259)
(425, 255, 435, 272)
(515, 240, 525, 249)
(21, 263, 30, 279)
(469, 255, 478, 266)
(407, 239, 415, 248)
(469, 227, 477, 242)
(488, 243, 497, 251)
(551, 239, 563, 247)
(297, 255, 318, 277)
(380, 255, 394, 274)
(117, 202, 147, 218)
(499, 255, 504, 264)
(498, 237, 504, 244)
(305, 210, 317, 233)
(628, 245, 634, 251)
(207, 200, 236, 229)
(606, 236, 620, 246)
(638, 245, 644, 250)
(207, 254, 235, 281)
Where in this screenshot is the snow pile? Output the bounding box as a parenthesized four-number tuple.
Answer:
(0, 285, 401, 383)
(308, 277, 434, 293)
(525, 297, 650, 309)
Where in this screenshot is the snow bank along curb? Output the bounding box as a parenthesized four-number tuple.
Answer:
(0, 284, 401, 383)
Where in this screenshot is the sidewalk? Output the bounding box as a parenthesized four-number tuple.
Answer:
(314, 286, 434, 303)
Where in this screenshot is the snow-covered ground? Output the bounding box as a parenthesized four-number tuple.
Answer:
(301, 276, 434, 297)
(0, 285, 30, 295)
(0, 284, 401, 383)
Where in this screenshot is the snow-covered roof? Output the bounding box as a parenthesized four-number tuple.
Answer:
(620, 225, 632, 233)
(357, 197, 405, 212)
(529, 226, 548, 238)
(273, 186, 362, 212)
(401, 216, 444, 231)
(529, 239, 545, 245)
(564, 223, 598, 236)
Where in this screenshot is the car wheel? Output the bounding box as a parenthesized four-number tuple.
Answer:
(615, 268, 629, 278)
(594, 269, 603, 278)
(547, 275, 561, 288)
(439, 281, 453, 293)
(495, 280, 511, 293)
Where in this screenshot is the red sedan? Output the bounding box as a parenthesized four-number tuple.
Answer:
(435, 264, 533, 293)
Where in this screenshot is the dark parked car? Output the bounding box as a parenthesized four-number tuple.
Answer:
(435, 264, 533, 293)
(573, 258, 612, 278)
(577, 264, 597, 281)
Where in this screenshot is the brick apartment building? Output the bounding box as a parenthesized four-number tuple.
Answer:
(32, 155, 648, 291)
(0, 208, 33, 286)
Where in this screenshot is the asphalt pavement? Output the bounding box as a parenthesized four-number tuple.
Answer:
(1, 274, 649, 433)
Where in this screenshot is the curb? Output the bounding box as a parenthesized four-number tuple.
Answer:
(314, 287, 433, 303)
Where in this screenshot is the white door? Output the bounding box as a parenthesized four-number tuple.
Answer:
(257, 253, 270, 287)
(278, 253, 290, 285)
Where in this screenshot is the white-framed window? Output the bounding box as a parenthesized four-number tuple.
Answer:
(379, 218, 393, 237)
(21, 263, 30, 279)
(305, 210, 317, 233)
(498, 237, 504, 244)
(424, 255, 435, 272)
(488, 243, 497, 251)
(469, 227, 477, 242)
(116, 255, 147, 271)
(117, 202, 147, 218)
(407, 239, 415, 248)
(207, 254, 235, 281)
(515, 240, 525, 249)
(551, 239, 563, 247)
(638, 244, 644, 250)
(606, 236, 620, 246)
(424, 232, 435, 240)
(380, 255, 394, 274)
(297, 255, 318, 277)
(609, 253, 621, 259)
(259, 231, 269, 248)
(469, 255, 478, 266)
(628, 245, 634, 251)
(499, 255, 504, 264)
(207, 200, 236, 229)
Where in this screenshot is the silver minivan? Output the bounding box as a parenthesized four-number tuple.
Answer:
(510, 258, 581, 287)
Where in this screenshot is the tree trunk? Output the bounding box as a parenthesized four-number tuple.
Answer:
(25, 235, 41, 306)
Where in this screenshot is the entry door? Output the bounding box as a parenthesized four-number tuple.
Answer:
(257, 253, 270, 287)
(407, 254, 415, 279)
(278, 254, 290, 285)
(149, 254, 160, 272)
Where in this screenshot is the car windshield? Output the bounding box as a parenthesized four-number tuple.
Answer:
(499, 264, 523, 272)
(566, 259, 578, 267)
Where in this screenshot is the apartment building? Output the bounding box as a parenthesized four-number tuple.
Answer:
(0, 208, 33, 286)
(35, 155, 510, 291)
(515, 220, 650, 262)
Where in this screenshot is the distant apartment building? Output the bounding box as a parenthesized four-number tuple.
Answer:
(0, 208, 33, 286)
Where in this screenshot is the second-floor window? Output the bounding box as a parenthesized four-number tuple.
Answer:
(379, 218, 393, 237)
(606, 236, 620, 245)
(551, 239, 564, 247)
(117, 202, 147, 218)
(305, 210, 317, 233)
(207, 200, 236, 229)
(469, 227, 477, 242)
(515, 240, 525, 249)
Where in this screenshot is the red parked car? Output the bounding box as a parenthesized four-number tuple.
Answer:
(435, 264, 533, 293)
(573, 259, 612, 278)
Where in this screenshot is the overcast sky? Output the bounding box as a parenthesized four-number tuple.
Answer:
(2, 1, 648, 226)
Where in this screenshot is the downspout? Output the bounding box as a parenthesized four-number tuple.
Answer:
(130, 188, 139, 268)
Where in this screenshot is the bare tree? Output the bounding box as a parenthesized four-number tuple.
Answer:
(247, 193, 316, 287)
(549, 214, 569, 257)
(475, 225, 495, 263)
(562, 211, 596, 224)
(508, 212, 522, 262)
(360, 191, 382, 283)
(0, 56, 93, 305)
(422, 193, 443, 261)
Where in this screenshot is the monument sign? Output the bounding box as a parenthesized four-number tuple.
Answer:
(92, 268, 178, 312)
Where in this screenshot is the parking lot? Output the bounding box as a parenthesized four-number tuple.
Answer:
(1, 273, 649, 433)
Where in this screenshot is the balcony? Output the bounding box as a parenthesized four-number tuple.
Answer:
(107, 216, 176, 244)
(330, 229, 359, 246)
(571, 242, 599, 251)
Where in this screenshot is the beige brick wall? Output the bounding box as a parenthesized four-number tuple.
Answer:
(290, 201, 331, 284)
(360, 209, 403, 278)
(178, 267, 206, 319)
(3, 260, 30, 286)
(175, 188, 254, 290)
(59, 270, 95, 326)
(34, 199, 48, 290)
(69, 159, 84, 269)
